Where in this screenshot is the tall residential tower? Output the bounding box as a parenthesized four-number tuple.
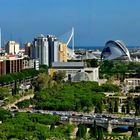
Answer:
(31, 34, 68, 66)
(5, 41, 20, 55)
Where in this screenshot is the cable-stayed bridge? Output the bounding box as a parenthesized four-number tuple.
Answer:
(59, 27, 75, 58)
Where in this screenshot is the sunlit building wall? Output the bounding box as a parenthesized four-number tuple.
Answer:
(5, 41, 20, 55)
(5, 57, 23, 74)
(59, 43, 67, 62)
(32, 35, 60, 66)
(25, 42, 32, 57)
(32, 36, 49, 66)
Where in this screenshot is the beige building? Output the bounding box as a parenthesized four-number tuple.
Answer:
(58, 43, 67, 62)
(5, 41, 20, 55)
(124, 78, 140, 90)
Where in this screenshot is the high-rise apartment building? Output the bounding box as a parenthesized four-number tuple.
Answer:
(5, 41, 20, 55)
(25, 42, 32, 57)
(31, 35, 63, 66)
(32, 35, 49, 65)
(47, 35, 59, 66)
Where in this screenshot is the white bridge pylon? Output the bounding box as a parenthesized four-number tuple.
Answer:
(59, 27, 75, 57)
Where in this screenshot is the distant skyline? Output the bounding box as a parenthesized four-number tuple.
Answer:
(0, 0, 140, 47)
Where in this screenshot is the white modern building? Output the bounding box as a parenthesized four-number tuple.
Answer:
(23, 58, 39, 70)
(49, 62, 99, 82)
(101, 40, 132, 61)
(5, 41, 20, 55)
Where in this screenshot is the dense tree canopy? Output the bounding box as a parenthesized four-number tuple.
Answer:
(0, 87, 10, 100)
(76, 124, 87, 139)
(0, 111, 75, 140)
(0, 108, 12, 122)
(33, 81, 106, 113)
(100, 61, 140, 80)
(16, 99, 31, 109)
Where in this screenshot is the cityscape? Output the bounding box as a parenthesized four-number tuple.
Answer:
(1, 0, 140, 140)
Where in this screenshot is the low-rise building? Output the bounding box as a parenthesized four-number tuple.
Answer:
(0, 55, 39, 76)
(23, 58, 39, 70)
(49, 62, 99, 82)
(124, 78, 140, 90)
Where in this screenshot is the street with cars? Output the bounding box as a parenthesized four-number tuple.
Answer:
(10, 108, 140, 126)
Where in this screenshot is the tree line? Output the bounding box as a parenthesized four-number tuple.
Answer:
(0, 69, 39, 85)
(100, 60, 140, 80)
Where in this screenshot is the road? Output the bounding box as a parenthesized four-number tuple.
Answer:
(10, 108, 140, 125)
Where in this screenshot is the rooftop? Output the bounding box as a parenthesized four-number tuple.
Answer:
(52, 62, 85, 68)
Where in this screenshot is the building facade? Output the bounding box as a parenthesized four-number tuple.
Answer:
(25, 42, 33, 57)
(124, 78, 140, 91)
(0, 60, 6, 75)
(49, 62, 99, 82)
(23, 58, 39, 70)
(59, 43, 67, 62)
(0, 55, 39, 76)
(31, 35, 68, 66)
(5, 57, 23, 74)
(5, 41, 20, 55)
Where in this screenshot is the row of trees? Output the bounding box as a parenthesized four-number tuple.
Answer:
(0, 69, 39, 84)
(107, 96, 140, 116)
(76, 122, 104, 140)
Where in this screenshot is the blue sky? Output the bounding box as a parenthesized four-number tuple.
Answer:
(0, 0, 140, 47)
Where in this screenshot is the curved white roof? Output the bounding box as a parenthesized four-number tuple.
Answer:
(101, 40, 132, 61)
